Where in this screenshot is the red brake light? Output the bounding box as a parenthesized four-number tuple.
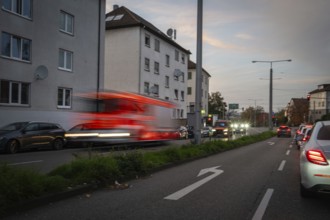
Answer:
(306, 150, 329, 165)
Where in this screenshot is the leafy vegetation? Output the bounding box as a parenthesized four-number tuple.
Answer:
(0, 131, 275, 216)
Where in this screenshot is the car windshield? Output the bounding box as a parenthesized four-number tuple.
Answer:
(317, 125, 330, 140)
(0, 122, 29, 131)
(215, 122, 228, 127)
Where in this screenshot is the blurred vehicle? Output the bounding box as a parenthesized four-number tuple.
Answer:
(294, 124, 312, 144)
(65, 91, 178, 146)
(296, 126, 313, 149)
(201, 126, 214, 137)
(277, 125, 292, 138)
(231, 123, 249, 134)
(300, 120, 330, 197)
(0, 121, 66, 154)
(213, 120, 232, 137)
(178, 126, 188, 139)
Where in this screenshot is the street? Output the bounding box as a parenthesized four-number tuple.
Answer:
(4, 136, 330, 220)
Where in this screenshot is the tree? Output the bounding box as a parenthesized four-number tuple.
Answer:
(241, 105, 265, 126)
(208, 92, 227, 119)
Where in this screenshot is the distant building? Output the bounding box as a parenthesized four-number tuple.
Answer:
(0, 0, 106, 129)
(286, 98, 309, 126)
(308, 84, 330, 122)
(187, 60, 211, 120)
(104, 5, 190, 121)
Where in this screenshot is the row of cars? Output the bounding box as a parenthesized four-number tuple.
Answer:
(291, 121, 330, 197)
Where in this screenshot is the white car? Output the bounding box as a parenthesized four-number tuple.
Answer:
(300, 120, 330, 197)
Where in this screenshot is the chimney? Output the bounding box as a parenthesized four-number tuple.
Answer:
(113, 4, 119, 10)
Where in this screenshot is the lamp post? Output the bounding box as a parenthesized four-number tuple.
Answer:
(252, 59, 291, 131)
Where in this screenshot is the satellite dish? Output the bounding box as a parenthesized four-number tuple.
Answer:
(167, 28, 173, 37)
(34, 65, 48, 80)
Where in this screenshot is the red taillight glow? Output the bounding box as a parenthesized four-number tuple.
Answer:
(306, 150, 329, 165)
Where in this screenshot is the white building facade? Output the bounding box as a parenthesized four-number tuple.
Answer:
(0, 0, 105, 129)
(104, 6, 190, 121)
(187, 60, 211, 119)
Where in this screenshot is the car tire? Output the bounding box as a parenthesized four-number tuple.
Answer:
(300, 183, 313, 198)
(6, 139, 19, 154)
(53, 138, 64, 150)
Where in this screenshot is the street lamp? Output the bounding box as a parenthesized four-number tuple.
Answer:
(252, 59, 292, 131)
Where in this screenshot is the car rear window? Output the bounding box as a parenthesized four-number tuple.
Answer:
(317, 125, 330, 140)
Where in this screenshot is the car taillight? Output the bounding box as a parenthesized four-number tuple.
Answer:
(306, 150, 329, 165)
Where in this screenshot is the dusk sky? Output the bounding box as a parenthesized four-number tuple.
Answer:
(106, 0, 330, 112)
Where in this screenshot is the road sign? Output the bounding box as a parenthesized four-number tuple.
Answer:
(229, 103, 239, 109)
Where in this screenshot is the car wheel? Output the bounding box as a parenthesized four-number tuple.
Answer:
(6, 139, 19, 154)
(53, 138, 64, 150)
(300, 183, 313, 198)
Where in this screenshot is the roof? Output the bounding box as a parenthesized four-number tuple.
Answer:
(290, 98, 308, 106)
(188, 60, 211, 77)
(105, 6, 191, 55)
(309, 84, 330, 94)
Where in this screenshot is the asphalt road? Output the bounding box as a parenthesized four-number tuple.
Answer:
(5, 135, 330, 220)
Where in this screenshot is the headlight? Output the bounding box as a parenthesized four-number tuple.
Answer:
(224, 129, 228, 132)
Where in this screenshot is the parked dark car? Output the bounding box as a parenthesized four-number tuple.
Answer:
(0, 122, 66, 154)
(277, 126, 292, 138)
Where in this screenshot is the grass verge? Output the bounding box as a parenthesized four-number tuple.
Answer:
(0, 131, 275, 216)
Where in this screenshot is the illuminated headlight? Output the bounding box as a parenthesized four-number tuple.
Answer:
(212, 128, 216, 132)
(224, 129, 228, 132)
(234, 124, 238, 128)
(244, 124, 249, 128)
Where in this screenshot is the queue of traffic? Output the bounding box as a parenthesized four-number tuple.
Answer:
(279, 121, 330, 198)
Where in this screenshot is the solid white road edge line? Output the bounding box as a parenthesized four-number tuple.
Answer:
(252, 188, 274, 220)
(278, 160, 286, 171)
(9, 160, 43, 166)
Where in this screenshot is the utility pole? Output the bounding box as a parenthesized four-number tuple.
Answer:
(194, 0, 203, 144)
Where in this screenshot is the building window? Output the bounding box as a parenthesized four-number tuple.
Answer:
(150, 84, 159, 96)
(180, 109, 184, 118)
(181, 54, 185, 64)
(144, 82, 149, 94)
(59, 49, 73, 71)
(57, 87, 72, 108)
(165, 96, 169, 100)
(181, 91, 184, 101)
(155, 39, 160, 52)
(165, 76, 169, 88)
(145, 34, 150, 47)
(188, 72, 192, 80)
(187, 87, 192, 95)
(154, 61, 159, 74)
(0, 80, 29, 105)
(144, 58, 150, 71)
(1, 32, 31, 61)
(181, 73, 185, 82)
(60, 11, 74, 35)
(174, 89, 178, 100)
(2, 0, 32, 18)
(166, 54, 170, 67)
(175, 50, 179, 61)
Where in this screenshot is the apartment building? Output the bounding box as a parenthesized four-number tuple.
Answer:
(308, 84, 330, 122)
(187, 60, 211, 118)
(104, 5, 191, 121)
(0, 0, 105, 129)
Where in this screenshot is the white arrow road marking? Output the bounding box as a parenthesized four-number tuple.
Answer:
(267, 142, 275, 146)
(164, 166, 224, 201)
